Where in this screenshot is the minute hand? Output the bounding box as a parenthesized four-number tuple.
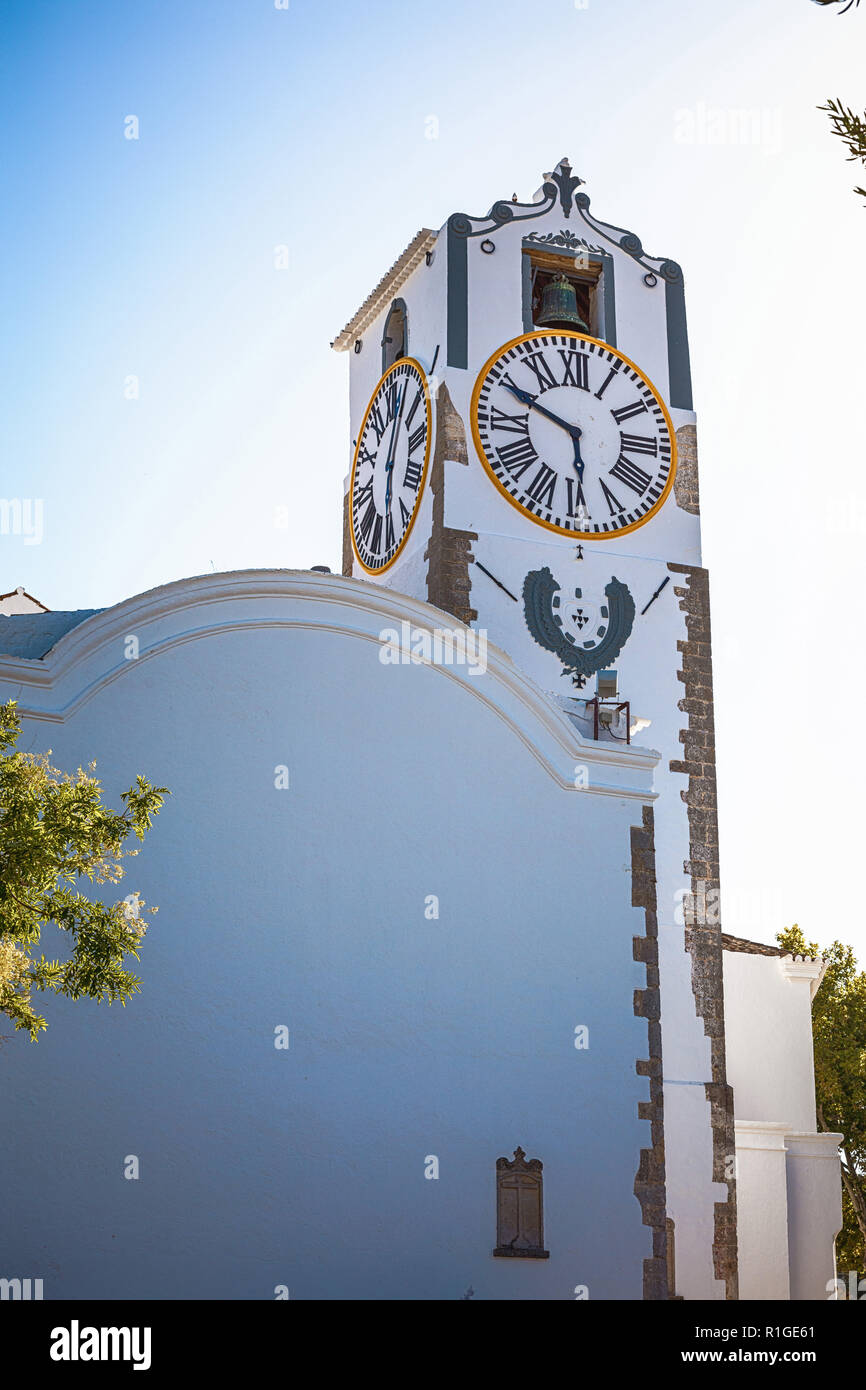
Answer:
(383, 388, 405, 511)
(503, 381, 585, 478)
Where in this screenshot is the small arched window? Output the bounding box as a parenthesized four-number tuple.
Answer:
(381, 298, 408, 372)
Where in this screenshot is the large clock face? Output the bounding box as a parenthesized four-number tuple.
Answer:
(471, 332, 677, 538)
(350, 358, 432, 574)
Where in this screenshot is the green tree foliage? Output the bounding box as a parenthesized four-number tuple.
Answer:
(0, 700, 168, 1040)
(811, 0, 865, 201)
(777, 924, 866, 1278)
(818, 99, 866, 203)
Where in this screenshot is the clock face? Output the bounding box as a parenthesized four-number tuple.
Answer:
(350, 358, 432, 573)
(471, 332, 677, 538)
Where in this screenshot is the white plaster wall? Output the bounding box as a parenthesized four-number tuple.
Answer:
(735, 1125, 791, 1301)
(723, 953, 818, 1133)
(0, 571, 661, 1301)
(725, 953, 842, 1300)
(786, 1135, 844, 1301)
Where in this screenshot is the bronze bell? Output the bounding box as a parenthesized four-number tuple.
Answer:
(535, 273, 589, 332)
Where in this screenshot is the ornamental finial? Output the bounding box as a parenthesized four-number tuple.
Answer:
(542, 158, 584, 219)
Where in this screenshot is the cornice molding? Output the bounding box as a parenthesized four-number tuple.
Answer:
(734, 1121, 791, 1151)
(331, 229, 437, 352)
(780, 954, 827, 999)
(784, 1132, 844, 1157)
(0, 569, 659, 801)
(735, 1123, 844, 1156)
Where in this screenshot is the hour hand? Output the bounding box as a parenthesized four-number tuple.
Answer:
(572, 434, 585, 480)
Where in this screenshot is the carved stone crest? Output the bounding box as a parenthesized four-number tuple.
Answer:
(523, 567, 635, 683)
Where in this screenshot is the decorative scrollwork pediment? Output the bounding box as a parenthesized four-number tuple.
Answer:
(446, 159, 681, 285)
(448, 159, 585, 240)
(574, 192, 683, 284)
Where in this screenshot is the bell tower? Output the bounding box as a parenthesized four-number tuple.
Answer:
(332, 158, 737, 1300)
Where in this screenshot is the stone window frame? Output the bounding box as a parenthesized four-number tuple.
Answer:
(520, 242, 616, 346)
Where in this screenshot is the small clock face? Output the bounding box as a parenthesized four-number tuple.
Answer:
(349, 358, 432, 574)
(471, 332, 677, 538)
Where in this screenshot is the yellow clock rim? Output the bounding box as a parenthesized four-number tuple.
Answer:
(470, 330, 678, 540)
(349, 356, 433, 575)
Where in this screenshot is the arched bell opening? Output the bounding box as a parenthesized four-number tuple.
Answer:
(381, 298, 408, 371)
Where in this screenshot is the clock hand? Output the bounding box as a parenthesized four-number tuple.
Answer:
(572, 433, 585, 482)
(384, 390, 403, 462)
(502, 380, 582, 440)
(503, 381, 585, 479)
(384, 458, 395, 512)
(383, 387, 405, 512)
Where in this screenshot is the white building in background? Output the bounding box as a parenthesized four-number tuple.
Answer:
(0, 159, 841, 1300)
(0, 586, 47, 615)
(722, 940, 843, 1301)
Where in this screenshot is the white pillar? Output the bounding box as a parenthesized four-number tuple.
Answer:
(735, 1122, 791, 1300)
(785, 1132, 843, 1301)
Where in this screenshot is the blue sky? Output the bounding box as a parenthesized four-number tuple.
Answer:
(2, 0, 865, 951)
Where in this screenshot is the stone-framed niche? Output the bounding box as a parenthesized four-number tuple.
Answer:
(493, 1148, 549, 1259)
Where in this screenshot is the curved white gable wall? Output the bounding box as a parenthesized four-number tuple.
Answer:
(1, 570, 660, 1299)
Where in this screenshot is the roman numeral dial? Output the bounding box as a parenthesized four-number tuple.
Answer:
(350, 358, 432, 573)
(471, 331, 677, 538)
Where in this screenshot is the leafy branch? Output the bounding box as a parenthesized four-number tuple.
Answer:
(819, 98, 866, 202)
(812, 0, 860, 13)
(0, 700, 169, 1039)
